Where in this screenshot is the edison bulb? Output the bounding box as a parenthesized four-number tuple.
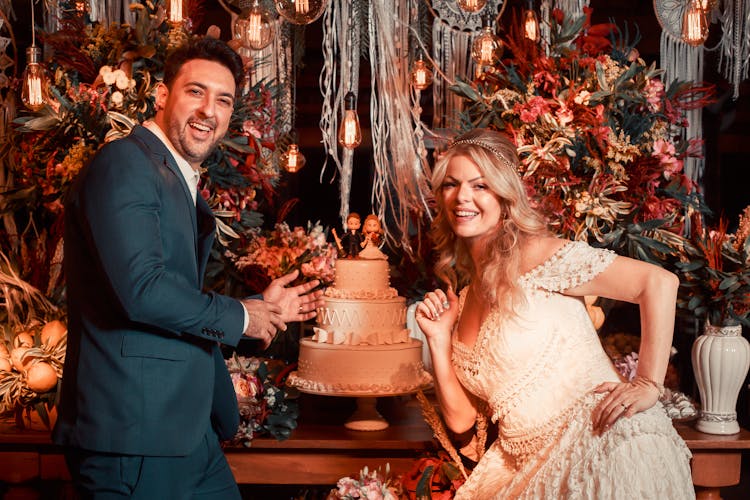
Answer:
(275, 0, 327, 25)
(682, 0, 709, 46)
(235, 0, 275, 50)
(456, 0, 487, 13)
(281, 144, 306, 172)
(523, 9, 540, 42)
(410, 56, 433, 90)
(338, 92, 362, 149)
(471, 26, 503, 66)
(20, 46, 51, 112)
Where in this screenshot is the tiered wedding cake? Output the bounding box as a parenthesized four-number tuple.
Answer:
(288, 249, 432, 396)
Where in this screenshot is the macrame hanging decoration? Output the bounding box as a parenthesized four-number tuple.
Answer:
(245, 18, 295, 136)
(554, 0, 588, 20)
(655, 0, 705, 185)
(718, 0, 750, 100)
(367, 0, 432, 255)
(431, 0, 503, 131)
(85, 0, 135, 28)
(319, 0, 362, 227)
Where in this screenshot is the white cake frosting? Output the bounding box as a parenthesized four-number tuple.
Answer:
(314, 258, 407, 345)
(288, 253, 432, 396)
(287, 338, 432, 396)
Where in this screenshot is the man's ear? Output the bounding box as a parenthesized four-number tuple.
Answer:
(155, 82, 168, 111)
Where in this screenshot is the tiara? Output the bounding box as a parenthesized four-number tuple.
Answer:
(450, 138, 514, 169)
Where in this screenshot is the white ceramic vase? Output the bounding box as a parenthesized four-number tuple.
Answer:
(691, 322, 750, 434)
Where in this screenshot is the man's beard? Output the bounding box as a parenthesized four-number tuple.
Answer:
(168, 119, 221, 165)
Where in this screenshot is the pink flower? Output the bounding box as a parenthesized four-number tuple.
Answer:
(653, 139, 676, 158)
(644, 79, 664, 111)
(242, 120, 262, 138)
(555, 105, 574, 125)
(515, 96, 551, 124)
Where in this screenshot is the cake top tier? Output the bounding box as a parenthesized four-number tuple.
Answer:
(326, 258, 398, 299)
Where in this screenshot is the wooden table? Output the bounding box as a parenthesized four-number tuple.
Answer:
(2, 397, 750, 498)
(673, 422, 750, 500)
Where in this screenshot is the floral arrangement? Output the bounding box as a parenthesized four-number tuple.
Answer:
(226, 221, 337, 291)
(399, 451, 466, 500)
(327, 465, 403, 500)
(675, 206, 750, 328)
(225, 354, 299, 446)
(0, 0, 283, 308)
(451, 7, 713, 262)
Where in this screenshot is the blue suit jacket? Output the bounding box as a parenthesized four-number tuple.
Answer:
(53, 126, 244, 456)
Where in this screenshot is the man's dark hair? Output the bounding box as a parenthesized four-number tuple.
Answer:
(163, 37, 245, 94)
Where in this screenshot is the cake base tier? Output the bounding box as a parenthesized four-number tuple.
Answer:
(287, 338, 433, 397)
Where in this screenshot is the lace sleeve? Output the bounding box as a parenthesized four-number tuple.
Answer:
(521, 241, 616, 292)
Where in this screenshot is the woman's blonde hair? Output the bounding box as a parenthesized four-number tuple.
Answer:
(430, 128, 548, 312)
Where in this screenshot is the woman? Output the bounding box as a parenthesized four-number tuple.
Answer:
(415, 129, 694, 499)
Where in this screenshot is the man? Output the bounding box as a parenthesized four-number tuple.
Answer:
(53, 37, 323, 498)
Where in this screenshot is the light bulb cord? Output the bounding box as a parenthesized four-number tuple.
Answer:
(30, 0, 36, 47)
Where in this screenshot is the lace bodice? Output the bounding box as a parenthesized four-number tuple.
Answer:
(452, 241, 621, 462)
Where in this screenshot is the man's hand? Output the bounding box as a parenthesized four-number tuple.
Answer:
(262, 269, 325, 323)
(240, 299, 284, 349)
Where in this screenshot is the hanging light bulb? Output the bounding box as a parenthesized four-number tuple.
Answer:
(410, 53, 433, 91)
(456, 0, 487, 13)
(168, 0, 184, 24)
(20, 0, 51, 112)
(275, 0, 327, 25)
(338, 91, 362, 149)
(21, 46, 51, 112)
(682, 0, 709, 46)
(522, 7, 540, 43)
(280, 144, 306, 173)
(471, 15, 503, 67)
(235, 0, 275, 50)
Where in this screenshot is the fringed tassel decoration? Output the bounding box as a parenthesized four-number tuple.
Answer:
(319, 0, 361, 226)
(660, 31, 705, 184)
(248, 19, 294, 136)
(86, 0, 134, 27)
(415, 390, 470, 481)
(431, 0, 488, 130)
(718, 0, 750, 100)
(554, 0, 588, 20)
(541, 0, 551, 54)
(368, 0, 432, 255)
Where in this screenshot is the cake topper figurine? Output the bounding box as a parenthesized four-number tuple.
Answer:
(359, 214, 387, 260)
(332, 212, 365, 258)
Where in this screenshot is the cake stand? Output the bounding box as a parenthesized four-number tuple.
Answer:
(288, 379, 433, 431)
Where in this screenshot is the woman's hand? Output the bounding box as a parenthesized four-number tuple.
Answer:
(591, 376, 661, 434)
(415, 287, 459, 349)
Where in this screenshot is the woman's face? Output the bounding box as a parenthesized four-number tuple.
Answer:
(439, 154, 503, 244)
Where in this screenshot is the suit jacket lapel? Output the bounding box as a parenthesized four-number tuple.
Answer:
(196, 194, 216, 284)
(130, 126, 201, 259)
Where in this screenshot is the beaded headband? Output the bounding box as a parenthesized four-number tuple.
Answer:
(450, 138, 515, 170)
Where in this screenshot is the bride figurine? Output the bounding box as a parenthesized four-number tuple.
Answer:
(359, 214, 387, 260)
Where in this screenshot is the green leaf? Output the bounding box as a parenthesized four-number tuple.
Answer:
(688, 295, 703, 311)
(416, 465, 435, 499)
(719, 276, 738, 290)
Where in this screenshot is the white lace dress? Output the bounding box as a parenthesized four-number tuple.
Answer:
(452, 241, 694, 500)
